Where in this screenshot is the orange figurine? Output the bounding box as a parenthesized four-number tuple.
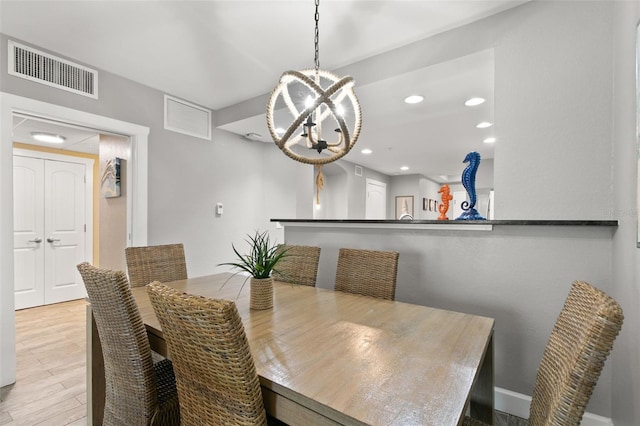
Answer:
(437, 184, 453, 220)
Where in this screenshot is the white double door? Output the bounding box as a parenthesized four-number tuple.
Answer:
(13, 155, 88, 310)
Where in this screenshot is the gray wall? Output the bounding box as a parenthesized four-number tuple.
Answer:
(284, 223, 615, 416)
(611, 2, 640, 425)
(492, 3, 614, 220)
(98, 134, 128, 270)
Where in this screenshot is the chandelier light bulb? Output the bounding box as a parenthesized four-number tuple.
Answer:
(305, 96, 315, 109)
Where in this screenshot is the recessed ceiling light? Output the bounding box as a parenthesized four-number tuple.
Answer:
(31, 132, 66, 144)
(404, 95, 424, 104)
(361, 148, 372, 154)
(465, 97, 485, 106)
(400, 166, 409, 171)
(275, 127, 285, 135)
(476, 122, 493, 129)
(483, 137, 496, 144)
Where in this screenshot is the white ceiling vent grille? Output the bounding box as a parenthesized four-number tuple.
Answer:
(164, 95, 212, 140)
(8, 40, 98, 99)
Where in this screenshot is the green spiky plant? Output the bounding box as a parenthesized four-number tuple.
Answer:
(219, 230, 288, 279)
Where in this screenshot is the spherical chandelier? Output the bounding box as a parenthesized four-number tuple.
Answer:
(266, 0, 362, 166)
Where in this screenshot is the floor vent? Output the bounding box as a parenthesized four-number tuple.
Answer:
(8, 40, 98, 99)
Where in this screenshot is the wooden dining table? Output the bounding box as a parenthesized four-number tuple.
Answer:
(87, 273, 495, 425)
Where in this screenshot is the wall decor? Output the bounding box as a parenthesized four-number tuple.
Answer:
(101, 157, 121, 198)
(456, 151, 486, 220)
(437, 184, 453, 220)
(423, 198, 429, 211)
(396, 196, 414, 219)
(438, 184, 453, 220)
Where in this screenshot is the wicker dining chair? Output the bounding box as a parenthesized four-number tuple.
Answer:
(272, 244, 321, 287)
(147, 281, 268, 426)
(464, 280, 623, 426)
(125, 243, 187, 287)
(334, 248, 399, 300)
(77, 262, 180, 426)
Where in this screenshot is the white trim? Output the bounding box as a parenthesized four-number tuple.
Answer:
(495, 387, 614, 426)
(494, 387, 531, 419)
(279, 220, 493, 231)
(0, 92, 149, 387)
(12, 148, 95, 271)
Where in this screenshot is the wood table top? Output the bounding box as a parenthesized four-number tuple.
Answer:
(131, 273, 494, 426)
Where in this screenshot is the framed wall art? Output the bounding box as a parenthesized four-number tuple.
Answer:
(395, 195, 414, 219)
(101, 157, 121, 198)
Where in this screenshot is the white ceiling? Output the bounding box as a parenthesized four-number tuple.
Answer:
(12, 115, 101, 155)
(1, 0, 528, 183)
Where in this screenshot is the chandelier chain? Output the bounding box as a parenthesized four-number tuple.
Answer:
(314, 0, 320, 71)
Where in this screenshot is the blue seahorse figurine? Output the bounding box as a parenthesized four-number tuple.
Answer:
(455, 151, 486, 220)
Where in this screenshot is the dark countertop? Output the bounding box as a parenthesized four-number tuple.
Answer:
(271, 219, 618, 226)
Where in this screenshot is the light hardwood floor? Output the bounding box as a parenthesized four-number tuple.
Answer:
(0, 299, 87, 426)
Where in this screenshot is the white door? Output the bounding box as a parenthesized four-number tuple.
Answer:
(14, 156, 87, 309)
(13, 156, 45, 309)
(365, 179, 387, 219)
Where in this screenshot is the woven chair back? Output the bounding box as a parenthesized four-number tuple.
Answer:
(125, 243, 187, 287)
(147, 282, 268, 426)
(335, 248, 399, 300)
(77, 262, 158, 425)
(272, 245, 321, 287)
(529, 280, 623, 425)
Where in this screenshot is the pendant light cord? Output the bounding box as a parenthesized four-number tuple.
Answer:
(314, 0, 320, 72)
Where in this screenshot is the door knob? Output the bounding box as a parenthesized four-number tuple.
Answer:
(28, 237, 42, 243)
(47, 237, 60, 243)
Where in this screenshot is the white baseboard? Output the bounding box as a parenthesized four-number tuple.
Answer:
(494, 387, 531, 419)
(494, 387, 614, 426)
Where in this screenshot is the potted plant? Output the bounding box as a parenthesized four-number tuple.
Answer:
(219, 230, 288, 310)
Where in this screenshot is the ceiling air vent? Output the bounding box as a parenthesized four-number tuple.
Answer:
(8, 40, 98, 99)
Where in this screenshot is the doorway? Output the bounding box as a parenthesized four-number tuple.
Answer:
(1, 92, 150, 387)
(365, 178, 387, 219)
